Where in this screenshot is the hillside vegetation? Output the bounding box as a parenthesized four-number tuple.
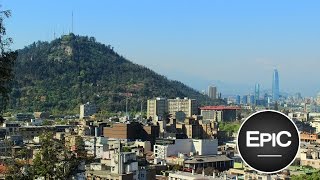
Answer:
(9, 34, 223, 114)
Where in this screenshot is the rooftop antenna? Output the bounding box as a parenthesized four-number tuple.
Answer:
(71, 11, 74, 33)
(53, 27, 56, 39)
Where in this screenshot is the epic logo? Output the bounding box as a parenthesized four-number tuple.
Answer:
(246, 131, 291, 147)
(237, 110, 300, 173)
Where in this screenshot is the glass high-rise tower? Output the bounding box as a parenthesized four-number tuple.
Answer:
(255, 83, 260, 102)
(272, 69, 279, 101)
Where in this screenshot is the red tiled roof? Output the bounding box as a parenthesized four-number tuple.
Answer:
(200, 106, 241, 110)
(0, 164, 7, 174)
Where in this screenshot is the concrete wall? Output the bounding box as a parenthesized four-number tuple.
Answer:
(192, 139, 218, 155)
(154, 139, 218, 160)
(167, 139, 193, 156)
(134, 140, 151, 152)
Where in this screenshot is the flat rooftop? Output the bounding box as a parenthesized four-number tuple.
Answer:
(86, 170, 133, 178)
(168, 171, 229, 180)
(200, 106, 241, 110)
(185, 155, 232, 164)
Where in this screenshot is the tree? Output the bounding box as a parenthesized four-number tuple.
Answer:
(122, 146, 132, 152)
(172, 164, 181, 171)
(291, 171, 320, 180)
(29, 132, 81, 179)
(42, 119, 53, 126)
(3, 146, 33, 180)
(31, 132, 60, 179)
(219, 121, 241, 136)
(0, 8, 17, 114)
(74, 136, 86, 158)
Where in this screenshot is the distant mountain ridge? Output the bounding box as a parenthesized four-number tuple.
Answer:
(9, 34, 222, 114)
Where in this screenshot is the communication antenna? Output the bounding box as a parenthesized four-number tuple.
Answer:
(53, 27, 56, 39)
(72, 11, 74, 33)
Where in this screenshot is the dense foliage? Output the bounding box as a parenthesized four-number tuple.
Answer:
(9, 34, 222, 114)
(218, 121, 241, 135)
(5, 132, 82, 179)
(291, 171, 320, 180)
(0, 9, 17, 114)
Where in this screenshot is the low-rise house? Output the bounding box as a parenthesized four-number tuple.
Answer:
(82, 136, 108, 158)
(154, 138, 218, 164)
(184, 155, 233, 172)
(300, 151, 320, 169)
(87, 151, 139, 180)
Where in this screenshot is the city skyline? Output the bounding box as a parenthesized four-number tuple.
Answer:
(3, 0, 320, 96)
(2, 1, 320, 179)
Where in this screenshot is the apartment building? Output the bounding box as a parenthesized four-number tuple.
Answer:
(147, 97, 197, 121)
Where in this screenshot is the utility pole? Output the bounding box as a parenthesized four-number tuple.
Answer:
(125, 96, 128, 120)
(140, 99, 143, 121)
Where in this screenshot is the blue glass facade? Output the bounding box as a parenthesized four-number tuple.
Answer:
(272, 69, 279, 101)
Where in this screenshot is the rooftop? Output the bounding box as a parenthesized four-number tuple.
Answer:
(86, 170, 133, 178)
(200, 106, 241, 110)
(168, 171, 228, 180)
(185, 155, 232, 164)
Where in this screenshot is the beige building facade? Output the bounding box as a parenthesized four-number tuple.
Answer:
(147, 97, 197, 121)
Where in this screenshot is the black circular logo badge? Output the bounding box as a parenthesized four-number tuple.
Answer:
(237, 110, 300, 173)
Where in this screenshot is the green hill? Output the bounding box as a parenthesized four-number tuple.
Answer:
(8, 34, 223, 115)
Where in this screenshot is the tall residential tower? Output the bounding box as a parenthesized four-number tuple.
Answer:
(208, 86, 217, 99)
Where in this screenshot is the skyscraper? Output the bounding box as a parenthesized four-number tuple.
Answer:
(255, 83, 260, 102)
(272, 69, 280, 101)
(208, 86, 217, 99)
(242, 95, 248, 104)
(249, 95, 255, 105)
(236, 95, 241, 105)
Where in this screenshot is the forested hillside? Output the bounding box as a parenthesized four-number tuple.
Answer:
(8, 34, 222, 114)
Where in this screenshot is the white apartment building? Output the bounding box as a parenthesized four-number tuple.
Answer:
(154, 139, 218, 164)
(83, 136, 108, 158)
(310, 118, 320, 133)
(101, 148, 139, 179)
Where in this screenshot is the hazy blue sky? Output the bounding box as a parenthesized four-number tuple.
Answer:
(2, 0, 320, 96)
